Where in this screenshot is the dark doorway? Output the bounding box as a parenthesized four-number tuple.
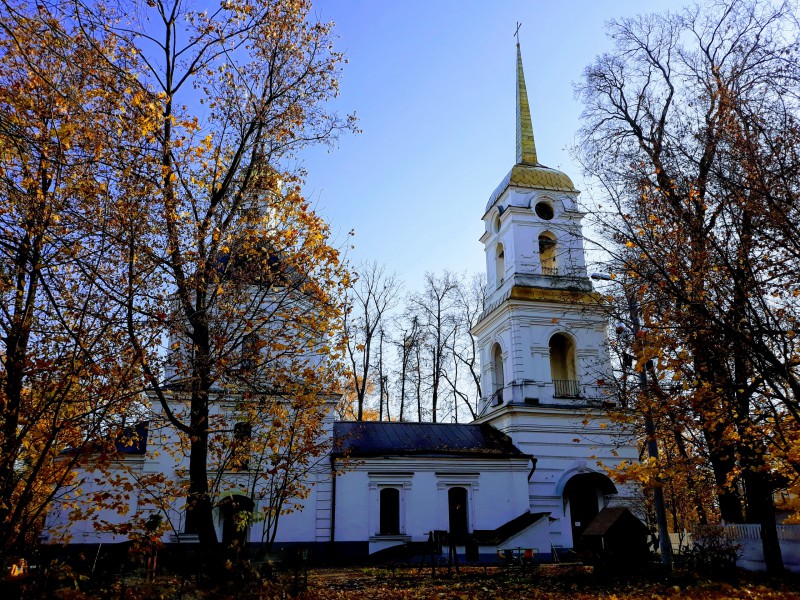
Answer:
(448, 487, 469, 543)
(569, 490, 599, 551)
(220, 495, 254, 549)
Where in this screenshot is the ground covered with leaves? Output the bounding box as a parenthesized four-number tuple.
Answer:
(22, 563, 800, 599)
(298, 565, 800, 600)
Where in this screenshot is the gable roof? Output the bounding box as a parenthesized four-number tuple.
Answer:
(582, 507, 647, 537)
(332, 421, 527, 459)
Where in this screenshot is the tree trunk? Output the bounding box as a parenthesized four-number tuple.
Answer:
(188, 318, 218, 549)
(416, 347, 422, 421)
(0, 237, 38, 555)
(670, 422, 709, 525)
(188, 417, 217, 547)
(378, 329, 384, 421)
(703, 423, 744, 523)
(742, 468, 783, 574)
(399, 346, 407, 421)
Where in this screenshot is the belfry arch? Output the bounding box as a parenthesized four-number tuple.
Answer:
(549, 333, 578, 398)
(538, 232, 557, 275)
(492, 343, 505, 400)
(495, 243, 505, 288)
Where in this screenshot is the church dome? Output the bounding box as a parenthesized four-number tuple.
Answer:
(486, 162, 576, 213)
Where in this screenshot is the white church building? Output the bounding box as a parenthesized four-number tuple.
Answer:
(45, 43, 640, 563)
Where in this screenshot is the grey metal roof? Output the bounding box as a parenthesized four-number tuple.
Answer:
(332, 421, 526, 458)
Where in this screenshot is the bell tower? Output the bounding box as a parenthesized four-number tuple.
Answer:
(475, 41, 606, 412)
(472, 40, 637, 551)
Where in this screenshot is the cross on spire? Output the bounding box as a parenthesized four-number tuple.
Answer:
(514, 22, 522, 45)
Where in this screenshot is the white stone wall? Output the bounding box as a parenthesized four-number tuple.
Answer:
(725, 524, 800, 574)
(44, 457, 146, 545)
(332, 456, 532, 555)
(45, 394, 336, 547)
(479, 406, 638, 549)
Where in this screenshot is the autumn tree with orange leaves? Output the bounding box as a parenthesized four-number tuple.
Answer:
(0, 2, 153, 563)
(65, 0, 358, 554)
(578, 0, 800, 574)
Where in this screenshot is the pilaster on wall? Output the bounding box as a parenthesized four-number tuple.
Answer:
(529, 494, 566, 546)
(510, 316, 523, 383)
(315, 474, 333, 543)
(530, 345, 549, 382)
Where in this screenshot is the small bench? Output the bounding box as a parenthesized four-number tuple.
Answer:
(497, 547, 539, 572)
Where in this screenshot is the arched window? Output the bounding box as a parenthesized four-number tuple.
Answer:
(448, 487, 469, 542)
(538, 233, 557, 275)
(492, 343, 504, 401)
(550, 333, 578, 397)
(495, 243, 505, 288)
(219, 495, 254, 549)
(379, 488, 401, 535)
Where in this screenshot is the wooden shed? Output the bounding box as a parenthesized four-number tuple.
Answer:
(581, 507, 649, 562)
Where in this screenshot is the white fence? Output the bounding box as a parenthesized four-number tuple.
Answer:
(723, 524, 800, 573)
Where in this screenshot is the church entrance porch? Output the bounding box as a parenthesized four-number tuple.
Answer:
(561, 472, 618, 551)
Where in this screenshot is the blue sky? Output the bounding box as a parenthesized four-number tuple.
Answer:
(300, 1, 679, 290)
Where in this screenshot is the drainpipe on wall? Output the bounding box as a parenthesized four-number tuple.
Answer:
(329, 456, 337, 546)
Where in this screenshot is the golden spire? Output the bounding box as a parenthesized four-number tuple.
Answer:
(516, 40, 538, 165)
(484, 31, 577, 214)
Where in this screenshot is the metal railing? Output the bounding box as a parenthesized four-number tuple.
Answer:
(490, 389, 504, 406)
(552, 379, 580, 398)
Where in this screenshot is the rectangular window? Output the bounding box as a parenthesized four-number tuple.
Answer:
(379, 487, 401, 535)
(241, 333, 259, 372)
(232, 422, 252, 470)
